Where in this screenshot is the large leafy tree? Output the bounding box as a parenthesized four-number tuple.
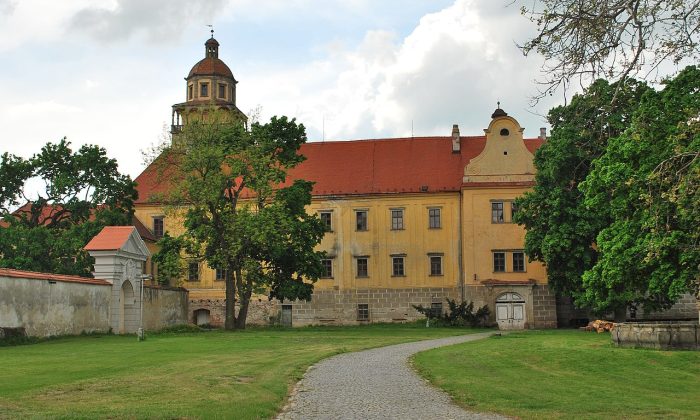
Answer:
(0, 139, 137, 276)
(154, 115, 325, 329)
(514, 79, 650, 306)
(579, 66, 700, 315)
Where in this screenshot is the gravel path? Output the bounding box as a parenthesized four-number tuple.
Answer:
(276, 332, 505, 420)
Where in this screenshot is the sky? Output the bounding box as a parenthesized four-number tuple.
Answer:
(0, 0, 564, 179)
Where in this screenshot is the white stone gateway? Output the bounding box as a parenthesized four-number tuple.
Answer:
(84, 226, 151, 334)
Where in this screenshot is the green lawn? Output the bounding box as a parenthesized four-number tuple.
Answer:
(412, 330, 700, 419)
(0, 324, 473, 419)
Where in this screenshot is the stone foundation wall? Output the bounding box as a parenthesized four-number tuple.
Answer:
(556, 293, 698, 326)
(612, 322, 699, 350)
(532, 286, 558, 328)
(555, 295, 590, 328)
(290, 288, 460, 326)
(463, 284, 557, 329)
(189, 297, 279, 327)
(188, 285, 560, 329)
(634, 294, 698, 321)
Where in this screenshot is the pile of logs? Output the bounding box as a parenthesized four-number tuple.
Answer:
(582, 319, 616, 333)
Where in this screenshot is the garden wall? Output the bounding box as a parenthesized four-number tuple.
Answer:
(143, 285, 189, 329)
(0, 269, 111, 337)
(0, 268, 190, 338)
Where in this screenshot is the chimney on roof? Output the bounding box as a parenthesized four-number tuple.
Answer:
(539, 127, 547, 140)
(451, 124, 460, 153)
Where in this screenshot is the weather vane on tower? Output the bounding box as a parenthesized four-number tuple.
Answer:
(207, 24, 214, 38)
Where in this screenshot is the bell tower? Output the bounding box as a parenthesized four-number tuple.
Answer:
(171, 34, 247, 138)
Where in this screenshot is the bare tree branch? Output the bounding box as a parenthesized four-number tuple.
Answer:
(518, 0, 700, 103)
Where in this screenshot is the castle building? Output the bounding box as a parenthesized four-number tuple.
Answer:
(133, 37, 558, 329)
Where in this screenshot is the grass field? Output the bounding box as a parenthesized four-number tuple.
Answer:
(412, 329, 700, 419)
(0, 324, 473, 419)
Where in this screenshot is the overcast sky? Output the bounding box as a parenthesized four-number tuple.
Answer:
(1, 0, 564, 179)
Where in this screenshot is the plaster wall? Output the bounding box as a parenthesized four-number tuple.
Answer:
(0, 276, 110, 337)
(461, 187, 547, 285)
(143, 285, 189, 329)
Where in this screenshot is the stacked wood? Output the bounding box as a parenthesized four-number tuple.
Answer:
(582, 320, 616, 333)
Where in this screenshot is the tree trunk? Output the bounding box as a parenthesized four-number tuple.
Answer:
(235, 288, 252, 329)
(224, 270, 236, 330)
(613, 306, 627, 323)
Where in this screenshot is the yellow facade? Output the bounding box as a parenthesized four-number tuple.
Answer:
(309, 192, 462, 292)
(461, 187, 546, 286)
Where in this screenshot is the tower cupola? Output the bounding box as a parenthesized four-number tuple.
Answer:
(170, 35, 247, 138)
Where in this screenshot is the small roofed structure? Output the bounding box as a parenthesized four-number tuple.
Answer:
(85, 226, 151, 334)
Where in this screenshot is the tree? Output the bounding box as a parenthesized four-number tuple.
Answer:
(151, 233, 185, 285)
(579, 66, 700, 316)
(153, 115, 326, 329)
(0, 139, 137, 276)
(518, 0, 700, 101)
(514, 78, 650, 310)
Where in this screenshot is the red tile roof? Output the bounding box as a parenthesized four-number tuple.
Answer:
(0, 268, 110, 286)
(188, 57, 234, 79)
(1, 204, 158, 244)
(132, 217, 157, 242)
(84, 226, 137, 251)
(134, 136, 545, 203)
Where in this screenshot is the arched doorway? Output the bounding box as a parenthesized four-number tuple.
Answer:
(495, 292, 526, 330)
(193, 309, 211, 326)
(119, 280, 138, 333)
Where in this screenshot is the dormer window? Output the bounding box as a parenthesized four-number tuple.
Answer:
(200, 82, 209, 97)
(500, 128, 509, 136)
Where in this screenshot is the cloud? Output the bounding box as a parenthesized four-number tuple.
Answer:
(70, 0, 226, 43)
(0, 0, 96, 51)
(243, 0, 556, 141)
(0, 0, 16, 16)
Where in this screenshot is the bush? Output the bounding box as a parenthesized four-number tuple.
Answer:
(413, 299, 490, 327)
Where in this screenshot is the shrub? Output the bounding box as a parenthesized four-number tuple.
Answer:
(413, 299, 490, 327)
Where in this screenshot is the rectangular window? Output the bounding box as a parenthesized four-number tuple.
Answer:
(356, 257, 368, 278)
(428, 208, 441, 229)
(321, 259, 333, 278)
(200, 82, 209, 97)
(218, 83, 226, 99)
(319, 211, 332, 232)
(356, 210, 368, 231)
(188, 262, 199, 282)
(215, 267, 228, 281)
(511, 202, 518, 221)
(513, 251, 526, 272)
(153, 216, 164, 238)
(188, 85, 193, 100)
(391, 209, 404, 230)
(392, 256, 405, 276)
(493, 252, 506, 272)
(430, 302, 443, 318)
(357, 304, 369, 320)
(429, 256, 443, 276)
(491, 202, 504, 223)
